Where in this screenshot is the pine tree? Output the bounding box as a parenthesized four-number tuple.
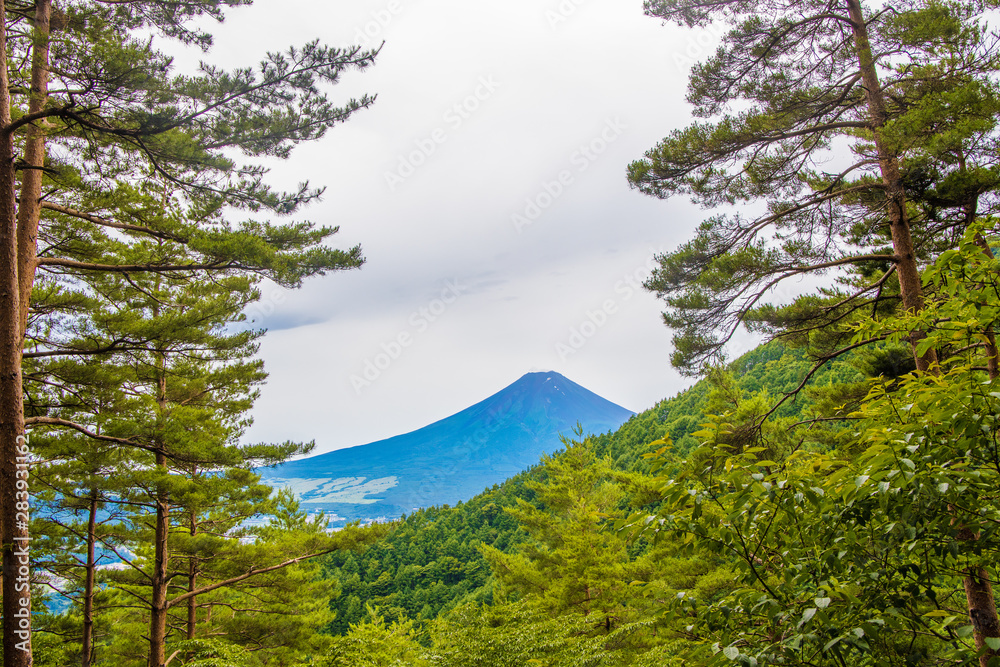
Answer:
(481, 437, 631, 633)
(0, 2, 379, 660)
(628, 2, 1000, 661)
(29, 256, 388, 665)
(628, 0, 1000, 374)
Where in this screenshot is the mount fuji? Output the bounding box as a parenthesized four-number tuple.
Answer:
(259, 371, 634, 523)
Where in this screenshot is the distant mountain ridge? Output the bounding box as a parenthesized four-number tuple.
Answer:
(260, 371, 634, 522)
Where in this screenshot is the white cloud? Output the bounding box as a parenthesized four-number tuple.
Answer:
(184, 0, 713, 454)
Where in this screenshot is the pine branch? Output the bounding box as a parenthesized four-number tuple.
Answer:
(40, 202, 188, 242)
(36, 257, 241, 273)
(164, 549, 337, 608)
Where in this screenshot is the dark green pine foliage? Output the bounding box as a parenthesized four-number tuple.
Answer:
(17, 0, 376, 441)
(324, 474, 535, 634)
(628, 0, 1000, 373)
(30, 391, 135, 667)
(480, 438, 632, 632)
(0, 1, 379, 663)
(26, 191, 387, 665)
(588, 341, 863, 470)
(28, 0, 378, 216)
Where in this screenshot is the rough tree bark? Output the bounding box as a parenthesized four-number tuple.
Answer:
(1, 0, 52, 661)
(82, 488, 98, 667)
(0, 0, 32, 659)
(963, 565, 1000, 667)
(845, 0, 938, 373)
(17, 0, 50, 338)
(149, 359, 170, 667)
(186, 510, 197, 641)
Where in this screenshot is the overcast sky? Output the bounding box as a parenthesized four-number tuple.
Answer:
(180, 0, 762, 453)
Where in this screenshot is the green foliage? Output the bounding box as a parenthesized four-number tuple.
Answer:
(322, 227, 1000, 667)
(853, 220, 1000, 366)
(481, 437, 632, 630)
(13, 0, 385, 661)
(624, 230, 1000, 666)
(27, 196, 388, 664)
(159, 640, 254, 667)
(322, 606, 430, 667)
(324, 475, 535, 632)
(318, 9, 1000, 665)
(430, 600, 645, 667)
(322, 342, 863, 645)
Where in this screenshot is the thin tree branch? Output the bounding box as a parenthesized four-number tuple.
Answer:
(165, 549, 338, 608)
(40, 202, 188, 242)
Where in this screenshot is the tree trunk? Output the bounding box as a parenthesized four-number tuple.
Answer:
(82, 488, 98, 667)
(148, 450, 170, 667)
(972, 231, 1000, 379)
(149, 360, 170, 667)
(16, 0, 51, 340)
(849, 3, 997, 661)
(962, 213, 1000, 667)
(186, 510, 197, 640)
(845, 0, 937, 373)
(984, 330, 999, 379)
(964, 564, 1000, 667)
(0, 0, 31, 660)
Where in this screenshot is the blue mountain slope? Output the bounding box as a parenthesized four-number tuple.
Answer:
(259, 371, 634, 523)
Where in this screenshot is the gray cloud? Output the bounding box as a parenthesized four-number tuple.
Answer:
(170, 0, 735, 454)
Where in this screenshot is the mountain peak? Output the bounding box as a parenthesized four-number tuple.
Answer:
(261, 372, 634, 523)
(482, 371, 632, 417)
(519, 370, 564, 380)
(513, 369, 569, 384)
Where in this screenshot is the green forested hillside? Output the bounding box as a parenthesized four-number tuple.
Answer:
(322, 342, 861, 633)
(323, 473, 534, 633)
(588, 342, 864, 468)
